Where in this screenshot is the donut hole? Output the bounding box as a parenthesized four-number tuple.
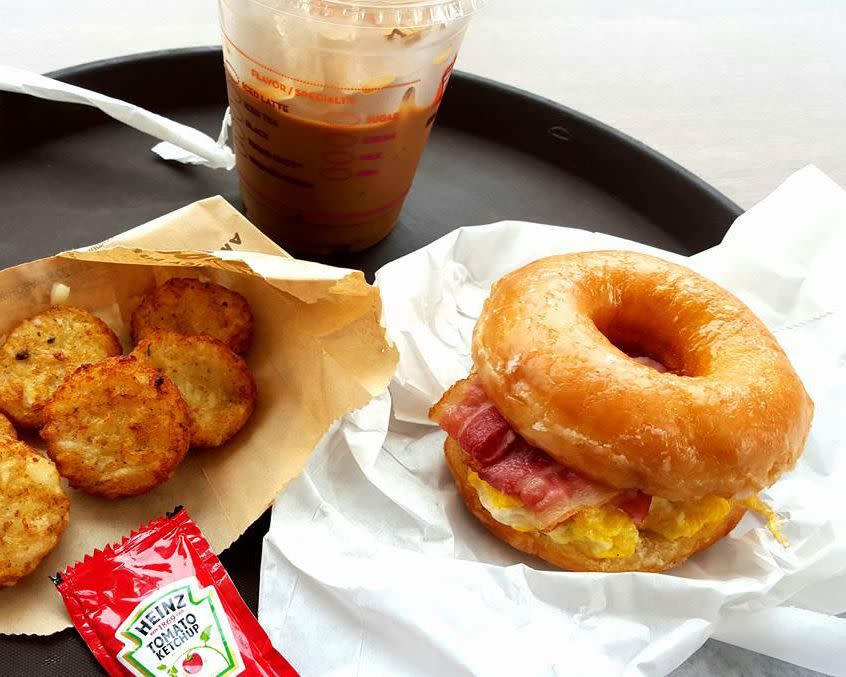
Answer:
(578, 267, 718, 377)
(593, 319, 690, 375)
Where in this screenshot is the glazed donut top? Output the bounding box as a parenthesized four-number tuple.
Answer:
(472, 251, 813, 501)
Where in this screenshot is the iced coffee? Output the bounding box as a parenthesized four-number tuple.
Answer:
(219, 0, 482, 253)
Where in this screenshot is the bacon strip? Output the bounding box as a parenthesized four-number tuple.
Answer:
(617, 491, 653, 526)
(431, 375, 634, 530)
(479, 439, 619, 529)
(433, 378, 514, 465)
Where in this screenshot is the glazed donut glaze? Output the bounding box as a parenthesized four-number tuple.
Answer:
(472, 251, 813, 501)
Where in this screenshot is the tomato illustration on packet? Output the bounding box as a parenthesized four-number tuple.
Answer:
(54, 507, 297, 677)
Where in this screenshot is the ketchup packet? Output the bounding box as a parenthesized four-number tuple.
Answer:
(54, 507, 297, 677)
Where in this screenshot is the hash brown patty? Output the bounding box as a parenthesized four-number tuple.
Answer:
(0, 439, 70, 587)
(0, 306, 122, 428)
(41, 356, 192, 498)
(131, 278, 253, 354)
(132, 332, 257, 448)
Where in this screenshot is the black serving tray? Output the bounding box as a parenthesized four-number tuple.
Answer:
(1, 46, 762, 676)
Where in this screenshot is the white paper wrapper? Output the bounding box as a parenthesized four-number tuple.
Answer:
(0, 65, 234, 169)
(259, 166, 846, 676)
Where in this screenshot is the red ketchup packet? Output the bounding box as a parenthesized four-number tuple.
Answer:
(54, 507, 297, 677)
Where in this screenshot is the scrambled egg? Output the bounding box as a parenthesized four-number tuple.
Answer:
(547, 507, 639, 559)
(467, 471, 787, 558)
(641, 496, 732, 540)
(468, 470, 638, 558)
(467, 470, 545, 532)
(737, 495, 788, 546)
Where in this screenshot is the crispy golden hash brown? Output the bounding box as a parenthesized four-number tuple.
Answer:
(41, 356, 192, 499)
(131, 278, 254, 354)
(0, 439, 70, 587)
(0, 306, 122, 429)
(132, 331, 257, 448)
(0, 413, 16, 441)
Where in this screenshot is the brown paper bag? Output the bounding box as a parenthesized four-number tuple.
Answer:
(0, 196, 398, 635)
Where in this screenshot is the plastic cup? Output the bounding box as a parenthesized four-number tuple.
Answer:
(218, 0, 484, 254)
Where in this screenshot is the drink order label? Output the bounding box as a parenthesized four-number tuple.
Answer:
(116, 577, 245, 677)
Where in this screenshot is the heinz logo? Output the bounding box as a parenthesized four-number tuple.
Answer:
(117, 577, 245, 676)
(134, 592, 189, 637)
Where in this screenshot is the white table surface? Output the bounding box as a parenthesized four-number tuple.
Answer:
(1, 1, 838, 675)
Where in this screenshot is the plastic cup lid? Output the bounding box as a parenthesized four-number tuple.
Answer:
(233, 0, 487, 28)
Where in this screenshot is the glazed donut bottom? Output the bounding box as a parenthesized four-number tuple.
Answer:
(445, 437, 747, 573)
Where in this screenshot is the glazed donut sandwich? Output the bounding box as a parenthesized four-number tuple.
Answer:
(430, 251, 814, 572)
